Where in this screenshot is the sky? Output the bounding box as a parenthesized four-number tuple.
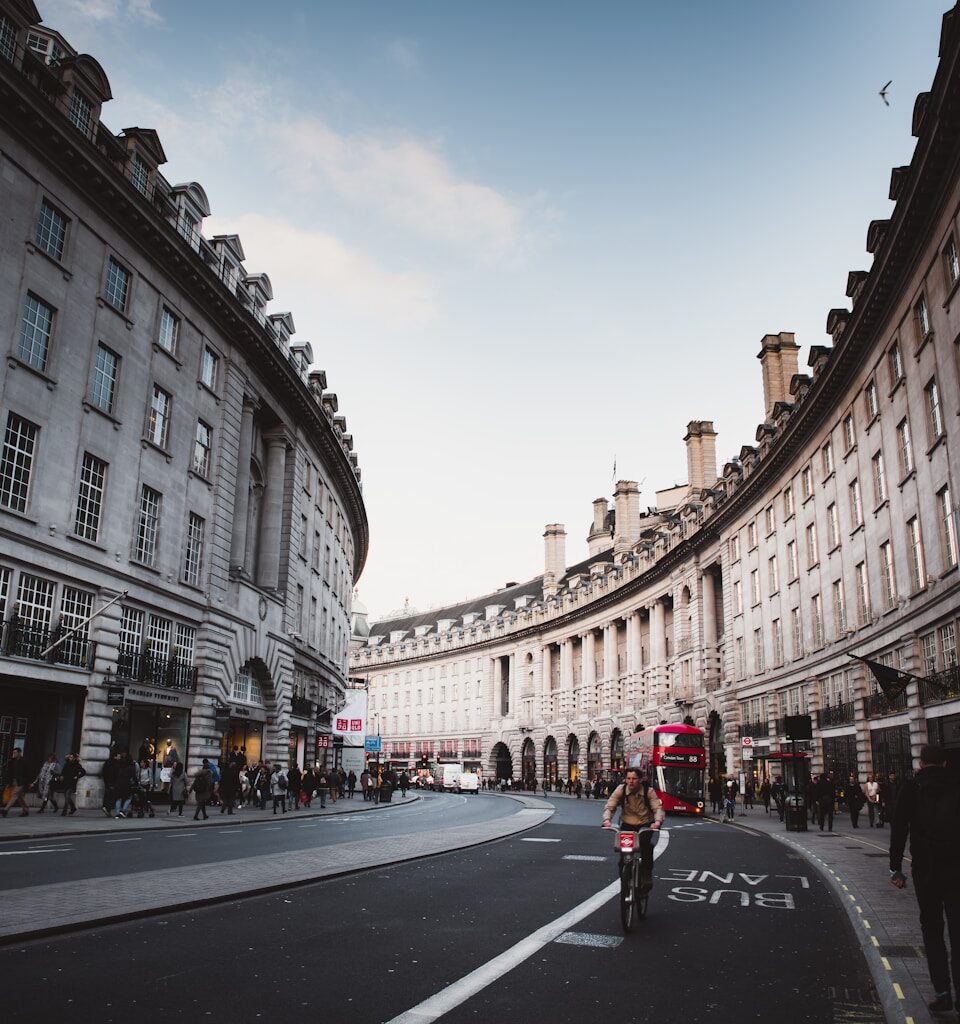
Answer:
(47, 0, 951, 620)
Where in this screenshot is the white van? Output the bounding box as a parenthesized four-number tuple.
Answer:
(436, 762, 464, 791)
(458, 772, 479, 794)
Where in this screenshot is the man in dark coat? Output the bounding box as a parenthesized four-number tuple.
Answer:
(889, 745, 960, 1014)
(816, 773, 836, 832)
(287, 764, 302, 811)
(1, 748, 28, 816)
(219, 761, 241, 814)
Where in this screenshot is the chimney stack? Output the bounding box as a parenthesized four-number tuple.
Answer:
(613, 480, 641, 559)
(757, 332, 800, 419)
(684, 420, 718, 491)
(587, 498, 610, 557)
(543, 524, 567, 599)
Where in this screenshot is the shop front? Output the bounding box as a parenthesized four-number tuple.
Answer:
(288, 726, 307, 769)
(109, 682, 193, 793)
(219, 704, 266, 766)
(928, 710, 960, 771)
(0, 675, 84, 787)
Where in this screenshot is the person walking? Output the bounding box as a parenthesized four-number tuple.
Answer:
(300, 766, 315, 809)
(1, 747, 29, 817)
(33, 752, 61, 814)
(816, 773, 836, 832)
(760, 778, 772, 815)
(864, 773, 881, 827)
(113, 752, 137, 819)
(879, 769, 902, 829)
(287, 764, 302, 812)
(846, 771, 865, 828)
(190, 759, 214, 820)
(101, 752, 118, 817)
(270, 764, 287, 814)
(772, 776, 787, 822)
(168, 762, 188, 815)
(257, 762, 271, 811)
(889, 744, 960, 1015)
(723, 776, 738, 821)
(347, 769, 357, 798)
(60, 753, 85, 816)
(219, 761, 241, 815)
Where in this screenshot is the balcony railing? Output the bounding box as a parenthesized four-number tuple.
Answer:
(863, 690, 908, 718)
(1, 617, 96, 669)
(116, 647, 197, 692)
(919, 665, 960, 705)
(738, 721, 769, 739)
(817, 701, 856, 728)
(291, 695, 314, 718)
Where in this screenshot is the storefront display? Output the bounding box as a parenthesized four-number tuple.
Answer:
(109, 684, 192, 793)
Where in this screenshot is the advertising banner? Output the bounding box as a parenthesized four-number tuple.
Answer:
(333, 688, 367, 746)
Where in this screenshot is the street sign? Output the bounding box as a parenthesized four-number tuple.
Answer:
(364, 736, 382, 753)
(741, 736, 753, 747)
(316, 734, 330, 749)
(742, 747, 754, 760)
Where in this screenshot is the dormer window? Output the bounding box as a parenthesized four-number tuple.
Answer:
(68, 90, 93, 136)
(0, 16, 16, 63)
(27, 31, 64, 65)
(130, 154, 149, 195)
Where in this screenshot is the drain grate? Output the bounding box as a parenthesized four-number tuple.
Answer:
(862, 852, 887, 858)
(878, 944, 925, 958)
(827, 987, 885, 1023)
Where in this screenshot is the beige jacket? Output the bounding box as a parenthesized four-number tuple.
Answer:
(603, 782, 666, 827)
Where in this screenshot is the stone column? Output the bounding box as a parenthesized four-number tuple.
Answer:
(230, 397, 255, 571)
(603, 623, 617, 710)
(507, 653, 516, 721)
(583, 631, 597, 690)
(702, 571, 718, 688)
(651, 600, 667, 701)
(256, 433, 288, 589)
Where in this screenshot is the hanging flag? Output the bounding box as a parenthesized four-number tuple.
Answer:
(612, 456, 617, 483)
(848, 655, 919, 702)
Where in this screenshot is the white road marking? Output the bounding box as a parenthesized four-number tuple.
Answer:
(218, 829, 243, 834)
(0, 848, 65, 856)
(104, 838, 142, 843)
(165, 833, 197, 837)
(520, 838, 561, 843)
(385, 829, 670, 1024)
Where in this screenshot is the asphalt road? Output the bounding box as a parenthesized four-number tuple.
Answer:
(1, 799, 883, 1024)
(0, 791, 503, 890)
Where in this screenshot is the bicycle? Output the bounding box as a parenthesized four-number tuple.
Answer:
(609, 826, 659, 933)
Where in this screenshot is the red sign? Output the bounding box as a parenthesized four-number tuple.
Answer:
(316, 735, 330, 749)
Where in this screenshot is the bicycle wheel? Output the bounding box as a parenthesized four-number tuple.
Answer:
(637, 890, 649, 920)
(619, 862, 639, 933)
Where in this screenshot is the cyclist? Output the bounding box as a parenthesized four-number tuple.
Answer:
(602, 767, 665, 892)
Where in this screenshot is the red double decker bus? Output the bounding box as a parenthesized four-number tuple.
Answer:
(623, 723, 706, 815)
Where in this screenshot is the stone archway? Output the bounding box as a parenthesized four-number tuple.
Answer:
(587, 731, 602, 781)
(490, 741, 513, 783)
(567, 733, 580, 785)
(543, 735, 558, 788)
(521, 737, 536, 790)
(708, 710, 726, 779)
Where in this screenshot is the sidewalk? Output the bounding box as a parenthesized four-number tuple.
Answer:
(0, 792, 553, 944)
(712, 803, 937, 1024)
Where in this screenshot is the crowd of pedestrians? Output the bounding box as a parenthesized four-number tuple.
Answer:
(1, 749, 86, 817)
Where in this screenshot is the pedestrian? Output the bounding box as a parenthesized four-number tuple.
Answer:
(847, 771, 865, 828)
(575, 778, 583, 799)
(707, 775, 718, 813)
(257, 762, 271, 810)
(360, 769, 371, 801)
(816, 773, 836, 832)
(723, 776, 738, 821)
(399, 770, 409, 798)
(1, 747, 29, 817)
(287, 763, 302, 812)
(760, 778, 772, 815)
(889, 744, 960, 1015)
(207, 758, 221, 806)
(168, 762, 188, 815)
(316, 767, 329, 809)
(101, 752, 118, 817)
(33, 752, 61, 814)
(744, 777, 755, 810)
(190, 759, 214, 820)
(113, 752, 136, 819)
(864, 773, 881, 827)
(347, 769, 357, 799)
(219, 761, 241, 815)
(59, 753, 85, 816)
(879, 769, 902, 829)
(584, 778, 593, 799)
(135, 758, 156, 818)
(270, 764, 287, 814)
(772, 776, 787, 822)
(300, 766, 316, 808)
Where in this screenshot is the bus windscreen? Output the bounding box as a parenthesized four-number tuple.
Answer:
(654, 730, 704, 749)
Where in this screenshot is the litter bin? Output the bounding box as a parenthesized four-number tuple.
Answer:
(784, 797, 807, 832)
(378, 784, 393, 803)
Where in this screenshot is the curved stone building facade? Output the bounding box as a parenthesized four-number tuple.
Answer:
(0, 1, 368, 802)
(352, 8, 960, 787)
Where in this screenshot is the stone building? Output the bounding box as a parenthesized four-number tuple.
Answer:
(0, 1, 368, 802)
(352, 7, 960, 787)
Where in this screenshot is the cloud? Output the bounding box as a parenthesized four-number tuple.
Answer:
(385, 38, 421, 73)
(204, 213, 437, 332)
(60, 0, 162, 24)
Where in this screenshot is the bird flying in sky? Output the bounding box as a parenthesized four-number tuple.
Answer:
(879, 80, 892, 106)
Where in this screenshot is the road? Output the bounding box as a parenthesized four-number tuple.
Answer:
(1, 796, 883, 1023)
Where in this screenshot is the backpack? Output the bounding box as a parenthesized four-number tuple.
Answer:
(278, 774, 288, 791)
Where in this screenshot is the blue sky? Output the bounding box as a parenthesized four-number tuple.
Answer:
(50, 0, 949, 618)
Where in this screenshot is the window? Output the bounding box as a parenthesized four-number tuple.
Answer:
(733, 579, 743, 615)
(801, 466, 813, 500)
(921, 632, 938, 675)
(907, 517, 925, 592)
(296, 586, 305, 633)
(192, 420, 211, 477)
(791, 607, 802, 659)
(119, 606, 144, 653)
(854, 561, 870, 625)
(68, 90, 92, 136)
(74, 452, 106, 541)
(17, 573, 55, 630)
(783, 485, 794, 519)
(879, 540, 897, 609)
(147, 385, 171, 448)
(811, 594, 824, 649)
(59, 586, 93, 665)
(89, 344, 119, 415)
(768, 555, 779, 594)
(158, 307, 179, 353)
(849, 479, 863, 529)
(183, 512, 204, 586)
(826, 503, 839, 549)
(750, 569, 760, 606)
(764, 506, 775, 535)
(941, 623, 957, 668)
(17, 293, 54, 372)
(232, 667, 264, 706)
(805, 523, 819, 567)
(35, 200, 67, 261)
(135, 485, 162, 565)
(925, 378, 944, 441)
(299, 514, 308, 559)
(841, 414, 855, 452)
(865, 380, 879, 421)
(753, 628, 765, 674)
(946, 236, 960, 287)
(0, 14, 15, 62)
(729, 535, 740, 562)
(130, 154, 149, 195)
(889, 342, 904, 387)
(821, 440, 834, 477)
(0, 413, 37, 512)
(896, 418, 914, 477)
(104, 258, 130, 312)
(200, 346, 219, 390)
(734, 636, 745, 679)
(176, 623, 196, 667)
(938, 486, 958, 569)
(772, 618, 783, 666)
(746, 521, 757, 549)
(915, 293, 931, 340)
(787, 540, 799, 580)
(832, 580, 846, 637)
(872, 451, 888, 504)
(312, 529, 321, 572)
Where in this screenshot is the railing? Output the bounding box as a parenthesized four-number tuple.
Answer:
(863, 690, 908, 718)
(1, 617, 96, 669)
(116, 647, 197, 692)
(817, 701, 856, 728)
(919, 665, 960, 705)
(738, 721, 769, 739)
(291, 695, 314, 718)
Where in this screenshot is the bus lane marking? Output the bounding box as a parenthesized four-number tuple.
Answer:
(661, 867, 809, 909)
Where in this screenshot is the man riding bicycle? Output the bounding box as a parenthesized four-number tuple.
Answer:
(602, 767, 665, 892)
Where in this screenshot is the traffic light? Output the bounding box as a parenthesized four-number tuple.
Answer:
(420, 752, 428, 769)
